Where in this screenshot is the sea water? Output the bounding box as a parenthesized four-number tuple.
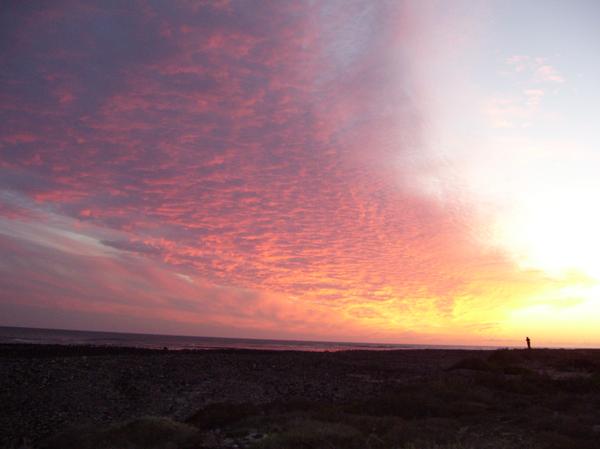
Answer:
(0, 326, 496, 351)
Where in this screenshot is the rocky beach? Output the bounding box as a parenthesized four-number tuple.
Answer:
(2, 344, 600, 449)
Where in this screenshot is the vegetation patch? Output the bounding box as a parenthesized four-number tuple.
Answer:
(37, 417, 201, 449)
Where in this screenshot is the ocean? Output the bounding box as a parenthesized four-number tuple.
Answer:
(0, 326, 496, 351)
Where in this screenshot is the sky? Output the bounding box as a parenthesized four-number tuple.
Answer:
(1, 0, 599, 347)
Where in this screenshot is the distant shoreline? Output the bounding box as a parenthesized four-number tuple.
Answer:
(0, 342, 495, 358)
(0, 325, 503, 351)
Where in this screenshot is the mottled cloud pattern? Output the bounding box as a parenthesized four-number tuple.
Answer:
(0, 1, 562, 343)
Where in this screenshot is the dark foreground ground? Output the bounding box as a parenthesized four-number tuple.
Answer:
(2, 344, 600, 449)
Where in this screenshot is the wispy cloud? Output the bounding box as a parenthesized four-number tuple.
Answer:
(505, 55, 565, 84)
(485, 55, 564, 128)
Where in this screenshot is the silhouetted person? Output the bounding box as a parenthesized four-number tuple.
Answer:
(526, 336, 531, 349)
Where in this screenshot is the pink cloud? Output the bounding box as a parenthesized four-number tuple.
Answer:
(0, 2, 570, 342)
(505, 55, 565, 84)
(535, 65, 564, 83)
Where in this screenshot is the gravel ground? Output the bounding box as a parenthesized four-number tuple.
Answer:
(0, 344, 477, 445)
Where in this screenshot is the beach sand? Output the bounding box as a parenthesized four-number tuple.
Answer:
(2, 344, 599, 448)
